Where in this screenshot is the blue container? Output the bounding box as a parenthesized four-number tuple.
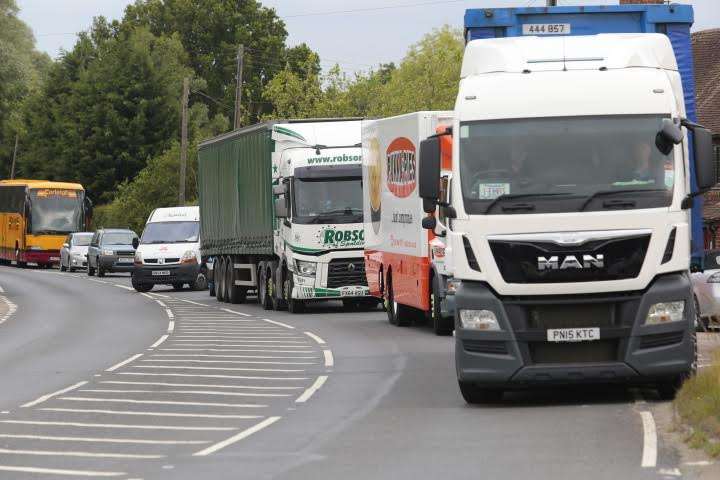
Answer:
(465, 4, 702, 265)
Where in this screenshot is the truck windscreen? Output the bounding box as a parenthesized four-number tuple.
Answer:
(459, 115, 675, 214)
(141, 221, 200, 244)
(29, 189, 84, 235)
(293, 178, 363, 224)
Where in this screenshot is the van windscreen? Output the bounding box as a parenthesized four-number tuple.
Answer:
(141, 221, 199, 244)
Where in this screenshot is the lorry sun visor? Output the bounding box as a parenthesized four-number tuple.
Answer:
(294, 165, 362, 180)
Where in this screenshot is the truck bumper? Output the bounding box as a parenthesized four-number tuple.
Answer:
(133, 264, 200, 285)
(455, 272, 695, 388)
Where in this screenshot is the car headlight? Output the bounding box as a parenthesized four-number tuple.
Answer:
(446, 278, 460, 295)
(102, 249, 115, 256)
(181, 250, 198, 265)
(134, 251, 143, 265)
(644, 301, 685, 325)
(707, 272, 720, 283)
(295, 260, 316, 277)
(459, 309, 501, 331)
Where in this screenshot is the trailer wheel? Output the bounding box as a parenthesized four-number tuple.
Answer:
(258, 262, 273, 310)
(215, 257, 226, 302)
(431, 275, 453, 336)
(458, 381, 503, 404)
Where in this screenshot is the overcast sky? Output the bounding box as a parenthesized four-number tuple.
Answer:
(18, 0, 720, 74)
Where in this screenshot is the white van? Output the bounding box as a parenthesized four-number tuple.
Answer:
(131, 206, 207, 292)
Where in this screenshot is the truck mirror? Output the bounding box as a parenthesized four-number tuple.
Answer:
(655, 118, 683, 155)
(274, 197, 288, 218)
(419, 137, 441, 213)
(421, 216, 437, 230)
(132, 237, 139, 249)
(692, 126, 716, 192)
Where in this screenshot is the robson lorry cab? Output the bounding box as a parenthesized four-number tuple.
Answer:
(416, 33, 715, 403)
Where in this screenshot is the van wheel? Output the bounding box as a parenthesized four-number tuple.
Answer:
(458, 381, 503, 404)
(131, 275, 153, 293)
(192, 272, 208, 291)
(431, 275, 453, 336)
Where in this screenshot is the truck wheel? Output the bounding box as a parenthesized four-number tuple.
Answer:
(228, 259, 246, 304)
(271, 266, 287, 311)
(285, 274, 304, 314)
(216, 257, 226, 302)
(431, 275, 453, 336)
(385, 275, 411, 327)
(258, 263, 272, 310)
(458, 381, 503, 404)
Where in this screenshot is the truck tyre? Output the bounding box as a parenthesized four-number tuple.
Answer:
(228, 258, 247, 304)
(271, 265, 287, 311)
(458, 381, 503, 404)
(131, 275, 153, 293)
(285, 273, 304, 314)
(431, 275, 453, 336)
(215, 257, 226, 302)
(258, 263, 273, 310)
(385, 275, 411, 326)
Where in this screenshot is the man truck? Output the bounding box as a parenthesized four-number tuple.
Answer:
(414, 31, 715, 403)
(198, 119, 374, 313)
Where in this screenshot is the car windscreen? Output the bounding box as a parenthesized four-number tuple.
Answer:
(102, 232, 136, 245)
(140, 221, 200, 244)
(73, 234, 93, 246)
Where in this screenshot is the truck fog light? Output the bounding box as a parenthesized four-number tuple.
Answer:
(295, 260, 316, 277)
(645, 301, 685, 325)
(459, 309, 501, 331)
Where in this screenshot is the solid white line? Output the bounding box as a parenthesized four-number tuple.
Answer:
(165, 309, 175, 320)
(0, 447, 163, 459)
(0, 465, 124, 477)
(1, 419, 236, 431)
(323, 350, 334, 367)
(296, 375, 328, 403)
(87, 279, 107, 284)
(160, 348, 315, 353)
(141, 293, 154, 299)
(141, 359, 315, 365)
(41, 408, 262, 419)
(150, 335, 169, 348)
(155, 300, 167, 308)
(152, 354, 318, 359)
(149, 293, 170, 299)
(0, 433, 209, 445)
(114, 284, 135, 291)
(106, 353, 143, 372)
(59, 397, 266, 408)
(304, 331, 326, 345)
(263, 318, 295, 329)
(174, 298, 209, 306)
(193, 416, 281, 456)
(172, 336, 301, 339)
(118, 372, 308, 381)
(81, 389, 290, 398)
(640, 411, 657, 468)
(101, 381, 302, 390)
(172, 340, 308, 344)
(168, 320, 175, 332)
(221, 308, 252, 317)
(165, 344, 311, 348)
(131, 365, 303, 372)
(21, 381, 88, 408)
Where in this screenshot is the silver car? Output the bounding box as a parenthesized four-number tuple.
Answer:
(691, 250, 720, 331)
(60, 232, 93, 272)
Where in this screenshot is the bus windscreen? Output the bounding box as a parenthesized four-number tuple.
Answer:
(29, 189, 84, 235)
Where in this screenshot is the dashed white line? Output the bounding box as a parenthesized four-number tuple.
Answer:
(168, 320, 175, 332)
(118, 372, 308, 381)
(263, 318, 294, 329)
(141, 359, 315, 365)
(106, 353, 143, 372)
(304, 331, 326, 345)
(58, 397, 267, 408)
(131, 365, 304, 373)
(0, 434, 209, 445)
(0, 465, 125, 477)
(100, 381, 302, 390)
(221, 308, 252, 317)
(323, 350, 334, 367)
(640, 411, 657, 468)
(0, 447, 163, 459)
(150, 335, 169, 349)
(81, 389, 290, 398)
(296, 376, 328, 403)
(193, 416, 281, 456)
(1, 420, 236, 431)
(21, 381, 88, 408)
(41, 408, 262, 420)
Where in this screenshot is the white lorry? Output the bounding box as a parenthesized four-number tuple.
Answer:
(414, 34, 716, 402)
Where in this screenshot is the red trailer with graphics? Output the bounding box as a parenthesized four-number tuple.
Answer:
(362, 112, 456, 334)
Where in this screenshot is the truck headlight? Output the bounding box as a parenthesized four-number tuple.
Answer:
(707, 272, 720, 283)
(295, 260, 316, 277)
(181, 250, 197, 265)
(459, 309, 501, 331)
(102, 249, 115, 256)
(644, 301, 685, 325)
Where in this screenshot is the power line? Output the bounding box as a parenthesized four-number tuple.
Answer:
(190, 89, 234, 112)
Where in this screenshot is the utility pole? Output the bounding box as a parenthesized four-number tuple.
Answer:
(234, 44, 245, 130)
(10, 133, 19, 179)
(179, 77, 189, 205)
(547, 0, 557, 6)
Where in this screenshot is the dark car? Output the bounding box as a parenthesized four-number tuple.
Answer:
(87, 228, 138, 277)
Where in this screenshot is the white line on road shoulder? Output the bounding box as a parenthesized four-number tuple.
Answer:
(1, 420, 236, 431)
(149, 335, 169, 349)
(296, 376, 328, 403)
(0, 465, 125, 477)
(106, 354, 143, 372)
(304, 331, 326, 345)
(155, 300, 167, 307)
(0, 447, 163, 459)
(168, 320, 175, 332)
(222, 308, 252, 317)
(165, 309, 174, 320)
(114, 284, 135, 291)
(263, 318, 294, 329)
(640, 411, 657, 468)
(21, 381, 88, 408)
(193, 416, 281, 456)
(41, 408, 262, 420)
(323, 350, 334, 367)
(0, 434, 209, 445)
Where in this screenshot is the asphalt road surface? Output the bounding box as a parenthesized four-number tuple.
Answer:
(0, 265, 712, 479)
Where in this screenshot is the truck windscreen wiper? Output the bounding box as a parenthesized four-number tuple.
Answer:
(579, 188, 667, 211)
(482, 193, 573, 214)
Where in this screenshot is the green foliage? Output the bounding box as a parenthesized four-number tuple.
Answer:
(675, 351, 720, 457)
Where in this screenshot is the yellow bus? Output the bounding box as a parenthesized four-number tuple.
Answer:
(0, 180, 91, 268)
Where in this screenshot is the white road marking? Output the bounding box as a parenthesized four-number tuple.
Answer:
(87, 279, 107, 284)
(171, 340, 309, 344)
(81, 389, 290, 398)
(160, 348, 315, 353)
(118, 372, 308, 381)
(41, 408, 262, 419)
(0, 447, 163, 459)
(296, 376, 328, 403)
(101, 381, 302, 390)
(193, 416, 281, 456)
(1, 420, 236, 431)
(106, 353, 143, 372)
(0, 285, 4, 292)
(141, 293, 154, 300)
(174, 298, 209, 306)
(165, 309, 174, 320)
(304, 332, 326, 345)
(0, 434, 209, 445)
(150, 335, 169, 349)
(640, 411, 657, 468)
(0, 296, 18, 325)
(153, 354, 318, 359)
(149, 293, 170, 299)
(21, 381, 88, 408)
(657, 468, 682, 476)
(263, 318, 294, 329)
(221, 308, 252, 317)
(323, 350, 334, 367)
(171, 336, 301, 340)
(141, 359, 315, 365)
(168, 320, 175, 332)
(114, 284, 135, 291)
(58, 397, 267, 408)
(155, 300, 167, 308)
(0, 465, 125, 477)
(683, 461, 714, 466)
(131, 365, 304, 373)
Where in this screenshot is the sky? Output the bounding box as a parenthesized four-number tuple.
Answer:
(17, 0, 720, 74)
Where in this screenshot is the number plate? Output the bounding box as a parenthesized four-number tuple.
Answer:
(152, 270, 171, 276)
(49, 257, 60, 261)
(547, 327, 600, 343)
(118, 257, 134, 264)
(522, 23, 571, 35)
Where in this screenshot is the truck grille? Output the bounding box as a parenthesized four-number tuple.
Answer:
(530, 340, 618, 364)
(327, 258, 367, 288)
(528, 304, 615, 329)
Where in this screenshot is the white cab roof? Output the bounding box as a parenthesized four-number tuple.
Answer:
(148, 206, 199, 223)
(461, 33, 677, 78)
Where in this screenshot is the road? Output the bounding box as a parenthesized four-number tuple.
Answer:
(0, 265, 711, 479)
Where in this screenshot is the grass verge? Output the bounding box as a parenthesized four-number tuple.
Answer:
(675, 350, 720, 457)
